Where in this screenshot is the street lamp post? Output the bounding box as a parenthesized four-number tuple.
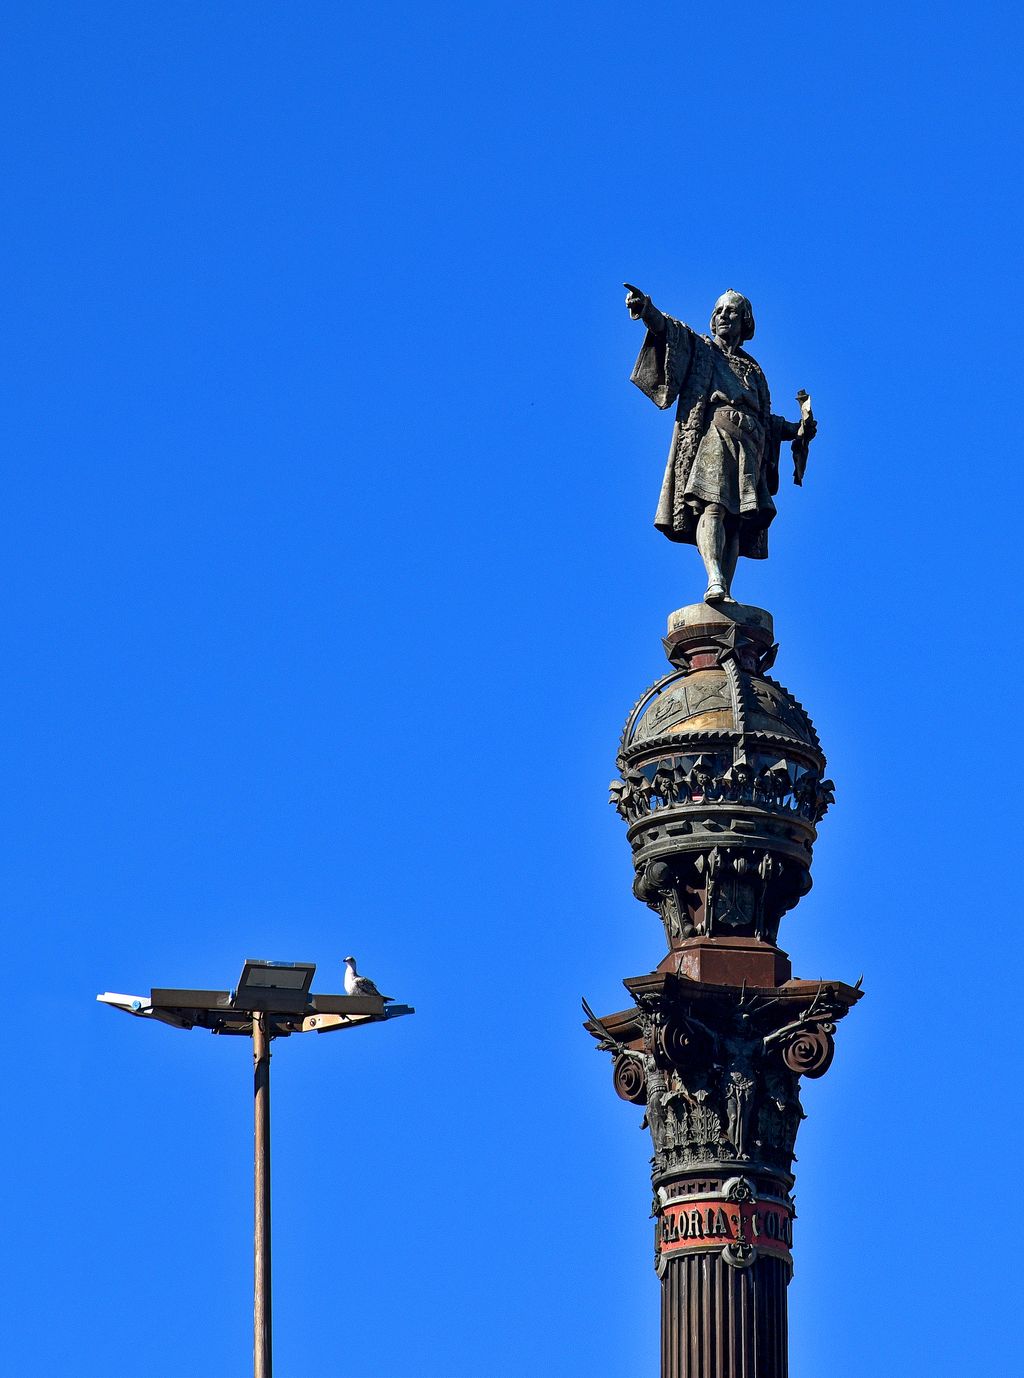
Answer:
(253, 1009, 272, 1378)
(98, 958, 413, 1378)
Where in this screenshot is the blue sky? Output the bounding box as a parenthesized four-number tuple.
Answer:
(0, 3, 1020, 1374)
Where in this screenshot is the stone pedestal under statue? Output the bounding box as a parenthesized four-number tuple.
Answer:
(588, 602, 860, 1378)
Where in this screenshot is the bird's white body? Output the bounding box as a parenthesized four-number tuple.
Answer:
(343, 956, 391, 1001)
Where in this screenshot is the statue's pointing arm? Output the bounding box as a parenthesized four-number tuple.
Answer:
(625, 283, 693, 411)
(624, 283, 667, 335)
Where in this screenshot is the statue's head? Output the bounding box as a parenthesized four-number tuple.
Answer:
(710, 290, 755, 345)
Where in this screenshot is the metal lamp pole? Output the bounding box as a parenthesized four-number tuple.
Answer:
(253, 1010, 272, 1378)
(98, 959, 413, 1378)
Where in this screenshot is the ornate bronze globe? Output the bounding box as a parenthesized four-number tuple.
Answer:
(610, 603, 834, 981)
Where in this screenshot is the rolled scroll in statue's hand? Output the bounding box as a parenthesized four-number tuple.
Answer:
(792, 390, 815, 487)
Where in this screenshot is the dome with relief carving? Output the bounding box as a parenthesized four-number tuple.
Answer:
(622, 664, 820, 757)
(620, 602, 819, 761)
(608, 603, 834, 952)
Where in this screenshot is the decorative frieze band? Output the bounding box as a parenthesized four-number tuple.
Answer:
(656, 1178, 793, 1271)
(610, 755, 833, 825)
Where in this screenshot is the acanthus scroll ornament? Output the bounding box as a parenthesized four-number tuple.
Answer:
(614, 1052, 648, 1104)
(780, 1021, 836, 1079)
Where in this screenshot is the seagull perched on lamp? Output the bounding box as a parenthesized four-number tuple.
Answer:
(343, 955, 392, 1001)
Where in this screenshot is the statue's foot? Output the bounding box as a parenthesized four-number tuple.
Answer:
(705, 582, 728, 603)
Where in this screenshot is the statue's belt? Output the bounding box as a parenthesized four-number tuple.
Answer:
(712, 406, 763, 438)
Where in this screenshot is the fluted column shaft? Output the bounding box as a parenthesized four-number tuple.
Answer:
(661, 1253, 788, 1378)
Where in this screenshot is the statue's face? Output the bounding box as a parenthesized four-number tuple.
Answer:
(713, 299, 746, 347)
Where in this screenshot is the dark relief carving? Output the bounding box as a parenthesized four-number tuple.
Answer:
(586, 987, 844, 1176)
(632, 845, 810, 949)
(610, 756, 834, 825)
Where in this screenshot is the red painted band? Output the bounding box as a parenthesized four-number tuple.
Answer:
(656, 1197, 793, 1261)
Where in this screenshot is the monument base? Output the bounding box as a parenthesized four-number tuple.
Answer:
(663, 601, 776, 673)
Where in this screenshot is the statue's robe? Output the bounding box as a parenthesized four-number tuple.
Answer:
(631, 317, 792, 559)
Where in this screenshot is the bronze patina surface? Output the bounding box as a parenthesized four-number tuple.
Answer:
(624, 286, 816, 605)
(588, 295, 856, 1378)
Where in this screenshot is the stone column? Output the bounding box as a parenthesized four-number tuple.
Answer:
(659, 1250, 790, 1378)
(589, 602, 860, 1378)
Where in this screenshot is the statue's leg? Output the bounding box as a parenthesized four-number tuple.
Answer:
(697, 503, 728, 602)
(722, 525, 740, 598)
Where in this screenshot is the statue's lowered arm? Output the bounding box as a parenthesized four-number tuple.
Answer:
(773, 393, 817, 484)
(791, 391, 815, 485)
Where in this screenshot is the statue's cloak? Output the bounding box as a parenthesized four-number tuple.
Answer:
(631, 317, 785, 559)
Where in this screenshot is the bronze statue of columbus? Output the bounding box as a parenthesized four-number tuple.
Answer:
(625, 285, 815, 603)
